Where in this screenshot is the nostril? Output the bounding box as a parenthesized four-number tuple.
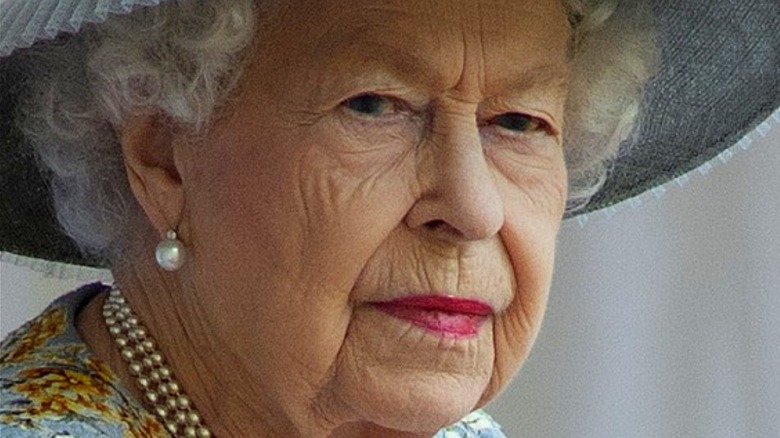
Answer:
(423, 220, 464, 238)
(424, 220, 448, 231)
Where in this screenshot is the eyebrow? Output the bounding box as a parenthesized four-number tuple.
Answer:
(322, 39, 453, 91)
(328, 46, 569, 94)
(487, 62, 572, 97)
(313, 21, 571, 102)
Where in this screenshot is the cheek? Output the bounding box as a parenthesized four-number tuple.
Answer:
(291, 135, 419, 284)
(480, 164, 566, 402)
(184, 133, 298, 277)
(186, 116, 419, 286)
(186, 126, 421, 331)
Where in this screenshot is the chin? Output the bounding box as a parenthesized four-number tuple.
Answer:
(382, 382, 488, 433)
(317, 304, 497, 434)
(328, 357, 492, 434)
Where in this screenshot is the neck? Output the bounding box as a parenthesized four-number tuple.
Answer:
(77, 264, 287, 437)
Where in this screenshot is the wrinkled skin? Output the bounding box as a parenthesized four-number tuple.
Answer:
(78, 0, 572, 436)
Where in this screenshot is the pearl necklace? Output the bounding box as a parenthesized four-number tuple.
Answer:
(103, 287, 213, 438)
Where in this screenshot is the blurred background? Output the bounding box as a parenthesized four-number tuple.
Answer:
(2, 113, 778, 437)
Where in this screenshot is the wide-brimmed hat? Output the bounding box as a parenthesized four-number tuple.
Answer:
(1, 0, 778, 269)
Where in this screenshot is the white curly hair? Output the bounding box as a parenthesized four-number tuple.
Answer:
(18, 0, 657, 263)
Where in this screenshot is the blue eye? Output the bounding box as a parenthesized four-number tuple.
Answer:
(343, 94, 391, 117)
(493, 113, 543, 133)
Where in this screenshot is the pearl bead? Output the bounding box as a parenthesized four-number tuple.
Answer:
(184, 426, 197, 438)
(156, 406, 169, 419)
(120, 348, 134, 361)
(176, 396, 191, 410)
(137, 376, 151, 388)
(167, 381, 180, 394)
(158, 366, 172, 379)
(150, 352, 163, 365)
(130, 327, 147, 340)
(155, 231, 186, 271)
(186, 411, 201, 425)
(146, 391, 159, 404)
(166, 422, 179, 434)
(197, 427, 212, 438)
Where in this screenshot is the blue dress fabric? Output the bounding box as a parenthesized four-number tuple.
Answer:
(0, 284, 507, 437)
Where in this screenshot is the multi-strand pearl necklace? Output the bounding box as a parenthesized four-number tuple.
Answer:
(102, 287, 213, 438)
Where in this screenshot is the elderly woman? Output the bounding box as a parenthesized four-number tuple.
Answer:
(0, 0, 777, 436)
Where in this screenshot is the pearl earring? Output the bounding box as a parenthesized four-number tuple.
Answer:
(155, 229, 185, 271)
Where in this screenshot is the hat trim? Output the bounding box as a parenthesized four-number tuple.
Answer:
(0, 0, 164, 57)
(571, 106, 780, 227)
(0, 251, 113, 281)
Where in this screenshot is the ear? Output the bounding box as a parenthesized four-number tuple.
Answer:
(119, 113, 185, 237)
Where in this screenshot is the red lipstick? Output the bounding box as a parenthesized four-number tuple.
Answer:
(372, 295, 492, 338)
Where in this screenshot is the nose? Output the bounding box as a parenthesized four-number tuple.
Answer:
(405, 115, 504, 242)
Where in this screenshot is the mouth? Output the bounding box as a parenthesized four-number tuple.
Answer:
(371, 295, 493, 338)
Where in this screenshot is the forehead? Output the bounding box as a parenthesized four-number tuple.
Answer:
(261, 0, 572, 94)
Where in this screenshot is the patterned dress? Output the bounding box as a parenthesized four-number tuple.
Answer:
(0, 284, 507, 437)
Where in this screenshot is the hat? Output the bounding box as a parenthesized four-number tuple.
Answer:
(1, 0, 778, 269)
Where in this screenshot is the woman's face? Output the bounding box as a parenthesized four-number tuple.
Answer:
(175, 0, 570, 434)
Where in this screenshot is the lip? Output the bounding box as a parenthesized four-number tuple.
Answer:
(371, 295, 493, 338)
